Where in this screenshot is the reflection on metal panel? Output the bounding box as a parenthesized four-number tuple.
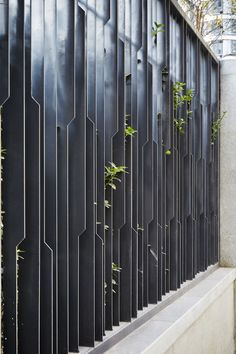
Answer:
(0, 0, 219, 353)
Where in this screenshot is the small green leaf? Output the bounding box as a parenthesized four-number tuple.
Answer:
(152, 22, 165, 40)
(105, 200, 111, 209)
(16, 248, 25, 260)
(125, 125, 137, 138)
(112, 262, 122, 272)
(165, 149, 171, 155)
(211, 111, 226, 143)
(173, 82, 194, 135)
(137, 224, 144, 231)
(105, 162, 128, 190)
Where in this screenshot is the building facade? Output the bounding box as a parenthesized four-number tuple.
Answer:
(178, 0, 236, 57)
(210, 0, 236, 57)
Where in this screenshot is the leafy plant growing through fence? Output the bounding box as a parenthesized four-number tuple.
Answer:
(125, 115, 137, 139)
(104, 263, 122, 295)
(16, 248, 25, 261)
(104, 163, 127, 243)
(112, 262, 122, 293)
(174, 118, 186, 134)
(211, 111, 226, 144)
(104, 199, 111, 209)
(137, 224, 144, 231)
(173, 81, 194, 134)
(16, 247, 25, 333)
(105, 162, 128, 190)
(152, 22, 165, 42)
(162, 141, 172, 156)
(125, 125, 137, 138)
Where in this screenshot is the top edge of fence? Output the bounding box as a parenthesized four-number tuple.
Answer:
(171, 0, 220, 64)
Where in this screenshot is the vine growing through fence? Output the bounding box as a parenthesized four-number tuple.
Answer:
(152, 22, 165, 43)
(211, 111, 226, 144)
(173, 81, 194, 134)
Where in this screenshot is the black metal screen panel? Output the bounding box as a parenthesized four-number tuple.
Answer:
(0, 0, 219, 353)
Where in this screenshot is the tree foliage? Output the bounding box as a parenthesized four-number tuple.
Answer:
(179, 0, 236, 47)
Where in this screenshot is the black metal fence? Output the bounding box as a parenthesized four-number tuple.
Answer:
(0, 0, 219, 353)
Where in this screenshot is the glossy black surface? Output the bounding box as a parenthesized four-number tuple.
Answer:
(0, 0, 219, 353)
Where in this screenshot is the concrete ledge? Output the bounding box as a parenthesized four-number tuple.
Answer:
(76, 265, 219, 354)
(105, 268, 236, 354)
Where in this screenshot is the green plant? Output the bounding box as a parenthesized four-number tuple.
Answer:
(211, 111, 226, 144)
(16, 247, 24, 333)
(97, 220, 110, 231)
(161, 141, 171, 156)
(112, 263, 122, 293)
(16, 248, 25, 261)
(173, 82, 194, 111)
(173, 118, 186, 135)
(125, 115, 137, 138)
(104, 263, 122, 296)
(165, 149, 171, 155)
(152, 22, 165, 41)
(137, 224, 144, 231)
(104, 200, 111, 209)
(104, 281, 107, 295)
(105, 162, 128, 190)
(173, 82, 194, 134)
(125, 125, 137, 138)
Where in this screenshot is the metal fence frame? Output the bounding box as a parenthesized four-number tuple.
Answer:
(0, 0, 219, 353)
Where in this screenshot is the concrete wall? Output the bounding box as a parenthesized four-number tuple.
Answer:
(106, 268, 236, 354)
(165, 283, 235, 354)
(220, 57, 236, 267)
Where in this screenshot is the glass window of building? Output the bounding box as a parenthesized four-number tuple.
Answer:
(224, 19, 236, 34)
